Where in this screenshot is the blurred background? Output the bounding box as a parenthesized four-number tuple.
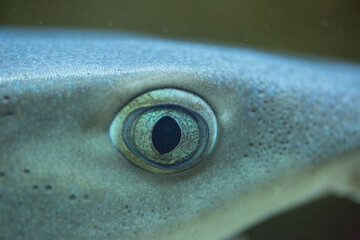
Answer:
(1, 1, 360, 239)
(1, 0, 360, 62)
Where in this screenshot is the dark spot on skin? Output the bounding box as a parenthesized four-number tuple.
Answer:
(3, 95, 9, 100)
(244, 154, 248, 158)
(24, 169, 30, 174)
(33, 185, 38, 189)
(3, 112, 13, 116)
(141, 214, 144, 217)
(0, 172, 5, 177)
(249, 143, 254, 147)
(258, 142, 263, 146)
(69, 194, 76, 200)
(107, 233, 112, 237)
(133, 231, 137, 234)
(45, 185, 52, 190)
(250, 108, 256, 112)
(125, 205, 129, 209)
(83, 194, 89, 199)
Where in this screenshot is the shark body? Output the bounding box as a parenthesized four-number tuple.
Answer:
(0, 28, 360, 239)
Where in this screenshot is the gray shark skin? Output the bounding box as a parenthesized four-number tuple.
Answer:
(0, 28, 359, 240)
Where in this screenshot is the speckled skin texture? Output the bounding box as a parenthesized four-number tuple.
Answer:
(0, 28, 359, 240)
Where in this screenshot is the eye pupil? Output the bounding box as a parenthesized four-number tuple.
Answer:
(110, 89, 217, 173)
(152, 116, 182, 155)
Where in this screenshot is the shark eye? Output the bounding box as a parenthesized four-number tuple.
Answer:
(110, 89, 217, 174)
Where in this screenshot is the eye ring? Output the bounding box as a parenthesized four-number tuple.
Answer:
(109, 88, 217, 174)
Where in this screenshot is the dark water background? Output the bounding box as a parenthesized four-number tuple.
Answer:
(1, 0, 360, 62)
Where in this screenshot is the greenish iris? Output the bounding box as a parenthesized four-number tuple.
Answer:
(123, 105, 208, 168)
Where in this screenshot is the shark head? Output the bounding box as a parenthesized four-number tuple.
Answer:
(1, 28, 360, 239)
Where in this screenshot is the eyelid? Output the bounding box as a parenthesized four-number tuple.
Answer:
(109, 89, 218, 174)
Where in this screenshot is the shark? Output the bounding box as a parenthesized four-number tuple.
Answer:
(0, 28, 359, 240)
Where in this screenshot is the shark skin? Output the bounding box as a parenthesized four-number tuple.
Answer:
(0, 28, 359, 240)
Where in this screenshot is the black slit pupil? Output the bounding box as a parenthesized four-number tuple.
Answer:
(152, 116, 181, 155)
